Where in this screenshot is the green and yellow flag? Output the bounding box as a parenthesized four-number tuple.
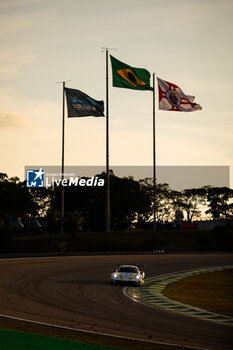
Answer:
(110, 55, 153, 91)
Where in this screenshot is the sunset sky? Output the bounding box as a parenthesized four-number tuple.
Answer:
(0, 0, 232, 187)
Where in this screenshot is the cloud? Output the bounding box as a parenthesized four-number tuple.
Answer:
(0, 111, 31, 129)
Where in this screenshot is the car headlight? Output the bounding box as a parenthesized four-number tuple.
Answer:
(136, 274, 141, 279)
(113, 273, 118, 278)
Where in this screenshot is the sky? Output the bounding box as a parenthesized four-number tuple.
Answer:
(0, 0, 232, 188)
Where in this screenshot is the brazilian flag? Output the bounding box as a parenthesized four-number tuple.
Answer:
(110, 55, 153, 91)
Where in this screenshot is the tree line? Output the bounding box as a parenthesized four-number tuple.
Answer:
(0, 172, 233, 233)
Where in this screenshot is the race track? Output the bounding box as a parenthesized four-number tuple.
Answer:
(0, 254, 232, 349)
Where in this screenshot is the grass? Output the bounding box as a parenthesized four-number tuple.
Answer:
(0, 328, 119, 350)
(3, 228, 233, 253)
(162, 269, 233, 317)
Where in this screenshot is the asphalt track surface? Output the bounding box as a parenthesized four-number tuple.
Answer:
(0, 254, 233, 350)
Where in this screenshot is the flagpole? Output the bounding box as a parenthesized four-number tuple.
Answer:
(60, 81, 65, 234)
(106, 49, 110, 232)
(153, 73, 156, 230)
(56, 79, 71, 234)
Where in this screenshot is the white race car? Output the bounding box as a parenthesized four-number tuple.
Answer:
(111, 264, 145, 286)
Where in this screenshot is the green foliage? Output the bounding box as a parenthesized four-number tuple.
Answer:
(0, 173, 38, 224)
(173, 187, 207, 222)
(9, 229, 233, 253)
(65, 211, 85, 233)
(51, 171, 152, 231)
(0, 171, 232, 235)
(45, 208, 60, 234)
(139, 179, 175, 222)
(205, 187, 233, 219)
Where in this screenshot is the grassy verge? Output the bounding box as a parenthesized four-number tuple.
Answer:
(0, 328, 119, 350)
(2, 228, 233, 254)
(0, 317, 196, 350)
(162, 269, 233, 317)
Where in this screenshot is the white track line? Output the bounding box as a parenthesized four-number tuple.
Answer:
(0, 258, 222, 350)
(0, 313, 212, 350)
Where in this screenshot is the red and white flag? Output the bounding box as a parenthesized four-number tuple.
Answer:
(157, 77, 202, 112)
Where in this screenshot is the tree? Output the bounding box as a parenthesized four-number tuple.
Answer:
(173, 187, 207, 222)
(29, 186, 52, 217)
(66, 211, 85, 233)
(44, 208, 60, 234)
(205, 187, 233, 219)
(0, 173, 39, 226)
(50, 172, 106, 231)
(50, 171, 152, 231)
(110, 174, 151, 230)
(139, 178, 175, 222)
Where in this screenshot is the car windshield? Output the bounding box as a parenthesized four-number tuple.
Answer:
(118, 266, 138, 273)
